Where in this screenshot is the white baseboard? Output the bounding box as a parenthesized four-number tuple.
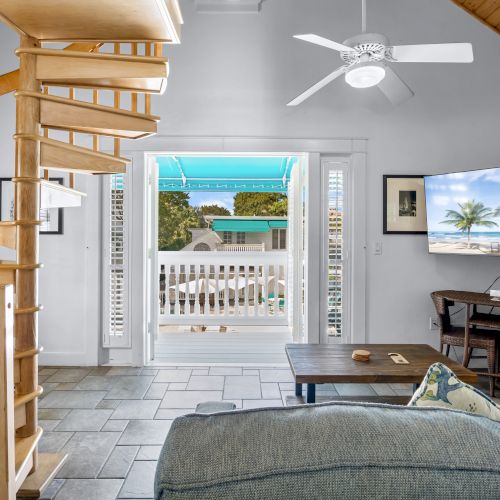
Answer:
(39, 351, 97, 366)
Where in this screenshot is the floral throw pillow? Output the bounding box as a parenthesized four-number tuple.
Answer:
(408, 362, 500, 421)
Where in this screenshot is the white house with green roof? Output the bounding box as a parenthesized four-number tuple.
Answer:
(182, 216, 288, 252)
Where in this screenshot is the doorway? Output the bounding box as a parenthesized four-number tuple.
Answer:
(146, 153, 306, 364)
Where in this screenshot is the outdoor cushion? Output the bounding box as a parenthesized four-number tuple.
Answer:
(195, 401, 236, 413)
(408, 362, 500, 421)
(154, 401, 500, 499)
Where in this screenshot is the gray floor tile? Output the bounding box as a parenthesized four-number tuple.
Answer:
(316, 383, 339, 395)
(39, 391, 107, 409)
(118, 420, 172, 446)
(40, 419, 61, 431)
(38, 478, 65, 499)
(118, 461, 156, 498)
(55, 409, 113, 431)
(209, 367, 242, 375)
(97, 399, 122, 410)
(334, 384, 377, 396)
(39, 408, 70, 420)
(259, 369, 294, 383)
(243, 399, 283, 409)
(40, 383, 60, 399)
(99, 446, 139, 479)
(107, 367, 143, 376)
(224, 376, 261, 399)
(88, 367, 111, 376)
(278, 382, 296, 391)
(105, 376, 154, 400)
(136, 446, 162, 461)
(54, 479, 123, 500)
(191, 369, 209, 376)
(144, 383, 169, 400)
(140, 368, 159, 376)
(54, 382, 79, 391)
(154, 408, 195, 419)
(167, 382, 188, 390)
(39, 431, 74, 453)
(186, 375, 224, 391)
(75, 376, 116, 391)
(371, 383, 397, 396)
(261, 383, 281, 399)
(39, 368, 59, 376)
(102, 419, 129, 432)
(57, 432, 121, 479)
(154, 369, 191, 383)
(281, 390, 296, 404)
(46, 368, 92, 383)
(111, 400, 160, 420)
(161, 390, 222, 408)
(243, 369, 259, 376)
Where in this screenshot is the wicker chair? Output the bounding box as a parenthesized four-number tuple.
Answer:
(431, 292, 498, 397)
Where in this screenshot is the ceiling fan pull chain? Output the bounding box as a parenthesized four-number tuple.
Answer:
(361, 0, 367, 33)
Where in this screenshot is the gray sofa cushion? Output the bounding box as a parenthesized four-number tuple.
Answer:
(155, 401, 500, 500)
(195, 401, 237, 413)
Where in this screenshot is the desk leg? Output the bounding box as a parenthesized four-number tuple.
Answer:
(306, 384, 316, 403)
(463, 303, 470, 367)
(295, 383, 302, 397)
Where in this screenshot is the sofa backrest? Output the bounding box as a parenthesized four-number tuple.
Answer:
(155, 402, 500, 499)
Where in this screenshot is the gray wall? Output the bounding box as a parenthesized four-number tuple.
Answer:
(1, 0, 499, 361)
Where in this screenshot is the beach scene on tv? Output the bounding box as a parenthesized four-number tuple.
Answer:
(425, 167, 500, 256)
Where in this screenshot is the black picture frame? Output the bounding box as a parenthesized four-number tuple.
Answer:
(383, 175, 427, 235)
(0, 177, 64, 235)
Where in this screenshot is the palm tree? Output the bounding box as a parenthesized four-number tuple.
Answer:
(440, 200, 498, 248)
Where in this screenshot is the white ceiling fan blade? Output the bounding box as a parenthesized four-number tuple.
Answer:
(294, 34, 355, 53)
(377, 66, 414, 106)
(390, 43, 473, 63)
(287, 66, 347, 106)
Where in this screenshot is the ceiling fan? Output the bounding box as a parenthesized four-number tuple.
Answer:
(287, 0, 473, 106)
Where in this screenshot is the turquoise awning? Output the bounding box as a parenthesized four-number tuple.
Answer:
(156, 155, 298, 193)
(268, 220, 287, 228)
(212, 220, 272, 232)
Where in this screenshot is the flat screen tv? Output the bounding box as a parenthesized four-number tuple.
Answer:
(424, 167, 500, 256)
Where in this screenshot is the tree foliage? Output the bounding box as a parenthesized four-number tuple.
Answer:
(233, 192, 288, 216)
(440, 200, 498, 248)
(158, 192, 199, 251)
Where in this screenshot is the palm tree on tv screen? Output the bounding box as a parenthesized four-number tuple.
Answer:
(440, 200, 498, 248)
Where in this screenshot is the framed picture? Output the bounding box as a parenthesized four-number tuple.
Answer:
(0, 177, 64, 235)
(383, 175, 427, 234)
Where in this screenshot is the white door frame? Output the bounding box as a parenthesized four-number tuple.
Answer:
(117, 136, 366, 365)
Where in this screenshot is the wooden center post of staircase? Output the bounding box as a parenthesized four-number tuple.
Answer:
(0, 1, 183, 498)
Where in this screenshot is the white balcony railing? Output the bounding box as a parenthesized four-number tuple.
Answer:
(159, 251, 287, 325)
(215, 243, 265, 252)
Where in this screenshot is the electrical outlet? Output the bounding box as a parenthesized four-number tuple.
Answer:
(429, 316, 439, 331)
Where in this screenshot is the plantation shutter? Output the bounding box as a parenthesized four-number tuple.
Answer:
(102, 172, 130, 348)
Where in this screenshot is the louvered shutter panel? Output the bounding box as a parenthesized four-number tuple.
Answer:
(102, 173, 130, 348)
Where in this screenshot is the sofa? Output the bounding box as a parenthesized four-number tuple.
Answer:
(155, 401, 500, 499)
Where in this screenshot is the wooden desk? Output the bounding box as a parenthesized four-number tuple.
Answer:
(433, 290, 500, 368)
(285, 344, 477, 403)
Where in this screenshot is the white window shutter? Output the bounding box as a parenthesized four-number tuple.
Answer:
(102, 172, 130, 348)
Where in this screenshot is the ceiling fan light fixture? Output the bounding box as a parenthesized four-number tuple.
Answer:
(345, 62, 385, 88)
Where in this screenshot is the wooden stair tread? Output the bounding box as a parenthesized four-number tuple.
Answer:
(0, 0, 182, 43)
(0, 222, 16, 249)
(15, 134, 128, 175)
(18, 90, 159, 139)
(16, 48, 168, 94)
(15, 427, 43, 481)
(18, 452, 68, 498)
(40, 179, 87, 209)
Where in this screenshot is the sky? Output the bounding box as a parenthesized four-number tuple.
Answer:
(188, 192, 236, 213)
(425, 167, 500, 232)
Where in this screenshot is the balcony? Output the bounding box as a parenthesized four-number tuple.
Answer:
(159, 251, 288, 326)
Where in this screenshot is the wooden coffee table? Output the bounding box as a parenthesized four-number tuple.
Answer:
(286, 344, 477, 403)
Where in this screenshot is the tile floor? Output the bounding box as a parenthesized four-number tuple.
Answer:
(32, 365, 496, 500)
